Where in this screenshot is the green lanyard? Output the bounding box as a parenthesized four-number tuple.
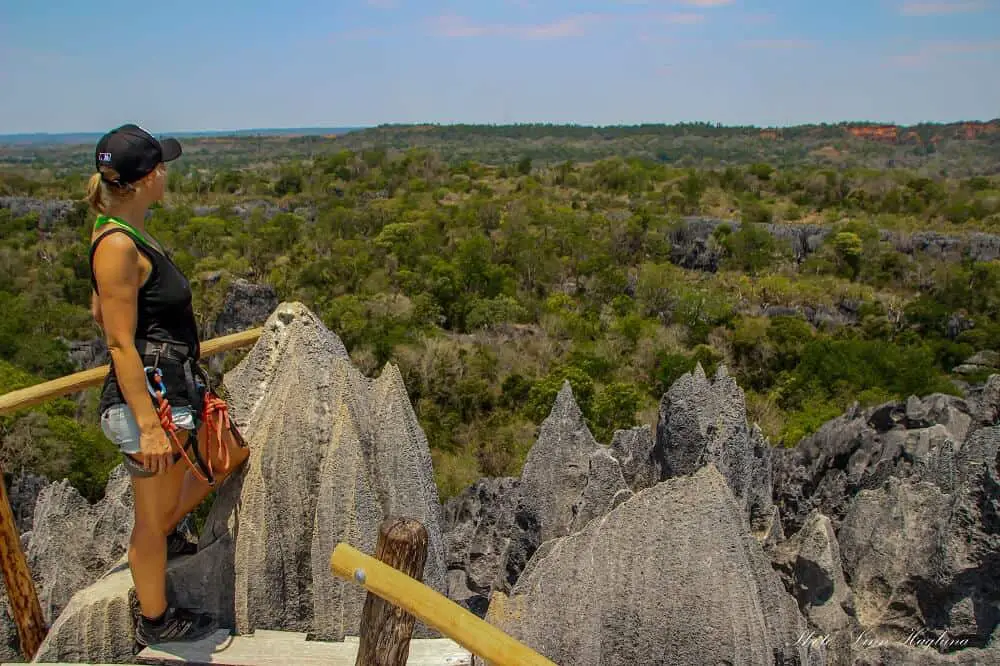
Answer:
(93, 215, 161, 253)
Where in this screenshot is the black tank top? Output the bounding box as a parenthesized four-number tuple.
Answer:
(89, 220, 201, 411)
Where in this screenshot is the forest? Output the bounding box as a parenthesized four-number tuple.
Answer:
(1, 122, 999, 502)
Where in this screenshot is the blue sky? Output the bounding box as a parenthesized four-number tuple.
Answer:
(1, 0, 998, 132)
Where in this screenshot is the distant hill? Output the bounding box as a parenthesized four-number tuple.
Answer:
(0, 127, 366, 146)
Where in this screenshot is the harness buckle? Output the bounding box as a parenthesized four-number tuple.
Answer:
(144, 366, 166, 399)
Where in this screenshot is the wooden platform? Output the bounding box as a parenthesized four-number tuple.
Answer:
(11, 630, 472, 666)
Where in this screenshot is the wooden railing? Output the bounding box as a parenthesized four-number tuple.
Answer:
(0, 327, 264, 417)
(334, 518, 556, 666)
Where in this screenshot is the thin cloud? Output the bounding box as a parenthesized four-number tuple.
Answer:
(899, 1, 990, 15)
(428, 13, 604, 39)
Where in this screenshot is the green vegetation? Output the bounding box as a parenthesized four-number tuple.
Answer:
(1, 124, 998, 500)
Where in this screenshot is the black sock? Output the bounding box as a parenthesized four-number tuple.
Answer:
(142, 609, 168, 626)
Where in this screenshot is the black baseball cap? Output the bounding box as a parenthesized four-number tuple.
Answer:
(95, 124, 182, 185)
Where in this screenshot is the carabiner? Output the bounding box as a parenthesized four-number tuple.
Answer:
(144, 366, 167, 399)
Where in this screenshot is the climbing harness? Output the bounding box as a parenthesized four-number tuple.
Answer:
(140, 342, 247, 486)
(91, 216, 248, 484)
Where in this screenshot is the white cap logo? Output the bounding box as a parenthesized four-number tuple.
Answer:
(98, 152, 112, 163)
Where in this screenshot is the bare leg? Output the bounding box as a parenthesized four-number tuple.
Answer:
(164, 426, 251, 533)
(128, 439, 190, 619)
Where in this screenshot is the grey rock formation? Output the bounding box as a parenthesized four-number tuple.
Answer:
(568, 448, 630, 534)
(495, 381, 618, 592)
(442, 477, 519, 616)
(5, 470, 49, 535)
(773, 386, 999, 536)
(483, 465, 815, 666)
(769, 511, 856, 636)
(837, 426, 1000, 648)
(24, 467, 134, 626)
(772, 377, 1000, 660)
(0, 197, 77, 230)
(211, 279, 279, 337)
(659, 363, 775, 534)
(64, 337, 109, 371)
(953, 350, 1000, 376)
(446, 364, 783, 623)
(608, 425, 659, 492)
(514, 381, 600, 547)
(664, 217, 1000, 274)
(32, 302, 449, 663)
(205, 278, 280, 379)
(0, 466, 133, 662)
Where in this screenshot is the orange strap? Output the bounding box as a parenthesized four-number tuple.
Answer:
(151, 390, 235, 486)
(199, 392, 233, 485)
(153, 393, 212, 484)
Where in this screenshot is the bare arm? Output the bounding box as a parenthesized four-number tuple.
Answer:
(92, 234, 172, 472)
(91, 290, 103, 328)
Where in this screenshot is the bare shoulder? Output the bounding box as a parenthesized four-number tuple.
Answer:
(91, 228, 139, 256)
(91, 230, 144, 286)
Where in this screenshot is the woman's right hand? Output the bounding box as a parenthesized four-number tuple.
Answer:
(139, 425, 174, 474)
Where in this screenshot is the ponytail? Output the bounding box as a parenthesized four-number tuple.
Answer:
(86, 172, 107, 214)
(85, 168, 138, 214)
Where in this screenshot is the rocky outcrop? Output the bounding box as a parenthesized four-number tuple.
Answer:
(772, 375, 1000, 659)
(666, 217, 1000, 272)
(204, 278, 280, 378)
(773, 388, 996, 535)
(836, 425, 1000, 648)
(63, 337, 109, 371)
(953, 350, 1000, 377)
(32, 302, 449, 663)
(496, 382, 612, 592)
(446, 367, 1000, 663)
(443, 386, 667, 616)
(442, 477, 519, 616)
(483, 465, 815, 666)
(769, 511, 856, 637)
(211, 279, 279, 337)
(5, 470, 49, 535)
(0, 197, 77, 230)
(0, 465, 135, 662)
(659, 364, 775, 534)
(445, 365, 780, 620)
(24, 467, 134, 627)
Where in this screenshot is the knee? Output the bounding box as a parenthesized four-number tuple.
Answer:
(131, 512, 171, 542)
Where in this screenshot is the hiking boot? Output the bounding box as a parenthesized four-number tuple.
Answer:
(134, 606, 218, 647)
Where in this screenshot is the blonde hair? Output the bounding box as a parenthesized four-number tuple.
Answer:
(85, 164, 165, 214)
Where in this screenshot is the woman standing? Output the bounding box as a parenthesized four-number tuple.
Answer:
(87, 124, 249, 646)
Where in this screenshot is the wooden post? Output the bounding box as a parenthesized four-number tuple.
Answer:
(355, 518, 429, 666)
(332, 542, 556, 666)
(0, 462, 46, 660)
